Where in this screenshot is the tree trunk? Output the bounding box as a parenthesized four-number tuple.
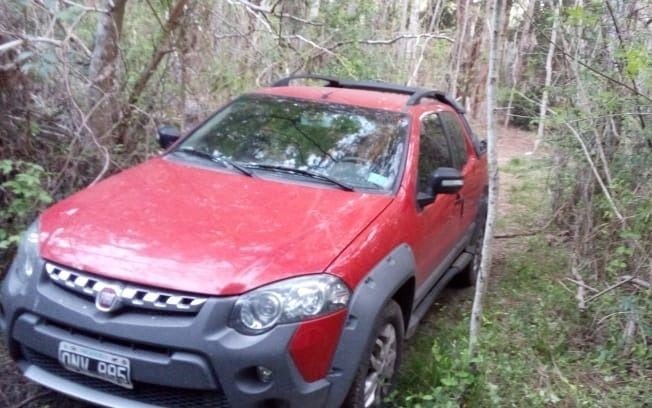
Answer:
(505, 0, 536, 126)
(405, 0, 421, 82)
(427, 0, 444, 33)
(533, 0, 561, 153)
(308, 0, 320, 21)
(503, 29, 519, 127)
(116, 0, 189, 145)
(469, 0, 501, 354)
(449, 0, 472, 98)
(87, 0, 127, 142)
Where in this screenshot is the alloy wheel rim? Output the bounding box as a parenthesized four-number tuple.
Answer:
(363, 323, 397, 407)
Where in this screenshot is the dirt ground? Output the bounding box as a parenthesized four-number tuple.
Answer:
(0, 126, 536, 408)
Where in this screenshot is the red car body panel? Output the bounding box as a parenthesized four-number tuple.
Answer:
(39, 157, 393, 296)
(288, 309, 347, 382)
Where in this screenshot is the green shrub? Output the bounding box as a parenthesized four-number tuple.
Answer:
(0, 159, 52, 251)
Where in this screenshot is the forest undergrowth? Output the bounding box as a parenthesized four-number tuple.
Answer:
(394, 128, 650, 407)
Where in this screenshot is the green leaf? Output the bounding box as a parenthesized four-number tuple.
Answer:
(440, 377, 458, 387)
(0, 160, 13, 174)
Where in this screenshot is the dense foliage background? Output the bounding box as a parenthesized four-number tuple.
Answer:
(0, 0, 649, 406)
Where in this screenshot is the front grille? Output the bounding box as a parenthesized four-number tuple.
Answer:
(22, 347, 230, 408)
(45, 262, 207, 313)
(41, 317, 171, 356)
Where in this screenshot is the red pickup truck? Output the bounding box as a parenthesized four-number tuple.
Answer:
(1, 75, 487, 407)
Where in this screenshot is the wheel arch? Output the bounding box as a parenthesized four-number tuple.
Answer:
(392, 276, 415, 332)
(325, 243, 416, 407)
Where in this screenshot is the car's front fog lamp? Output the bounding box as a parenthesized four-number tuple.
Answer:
(230, 274, 350, 335)
(256, 366, 274, 383)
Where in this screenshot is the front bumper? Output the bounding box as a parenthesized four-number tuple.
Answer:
(0, 259, 336, 408)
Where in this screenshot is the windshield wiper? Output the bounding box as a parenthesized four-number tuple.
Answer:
(175, 147, 253, 177)
(243, 163, 355, 192)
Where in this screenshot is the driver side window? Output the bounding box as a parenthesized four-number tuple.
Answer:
(417, 114, 453, 195)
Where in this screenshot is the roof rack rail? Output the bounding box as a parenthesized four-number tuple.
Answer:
(270, 75, 465, 113)
(406, 90, 465, 113)
(272, 75, 342, 87)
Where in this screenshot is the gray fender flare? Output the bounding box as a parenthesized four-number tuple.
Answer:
(324, 243, 415, 407)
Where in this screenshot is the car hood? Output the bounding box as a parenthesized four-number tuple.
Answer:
(39, 157, 393, 296)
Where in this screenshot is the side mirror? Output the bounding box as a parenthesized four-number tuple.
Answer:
(156, 125, 181, 149)
(417, 167, 464, 208)
(431, 167, 464, 195)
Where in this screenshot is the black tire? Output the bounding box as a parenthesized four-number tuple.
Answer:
(342, 300, 404, 408)
(453, 206, 487, 288)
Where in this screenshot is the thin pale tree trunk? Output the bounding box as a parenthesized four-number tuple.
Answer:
(503, 30, 519, 127)
(308, 0, 320, 21)
(427, 0, 444, 33)
(405, 0, 421, 81)
(532, 0, 561, 153)
(469, 0, 501, 354)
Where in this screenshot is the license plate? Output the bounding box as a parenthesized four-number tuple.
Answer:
(58, 341, 132, 389)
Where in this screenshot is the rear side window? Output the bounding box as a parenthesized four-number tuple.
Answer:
(440, 112, 468, 170)
(417, 114, 453, 194)
(460, 115, 482, 154)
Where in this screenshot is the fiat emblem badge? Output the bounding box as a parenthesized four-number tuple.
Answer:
(95, 285, 122, 312)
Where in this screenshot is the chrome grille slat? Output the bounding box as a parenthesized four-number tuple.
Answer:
(44, 262, 207, 313)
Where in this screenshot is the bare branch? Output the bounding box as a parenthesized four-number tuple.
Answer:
(61, 0, 109, 13)
(334, 33, 453, 48)
(144, 0, 167, 31)
(586, 276, 635, 304)
(0, 39, 23, 54)
(534, 18, 652, 102)
(230, 0, 324, 26)
(514, 90, 625, 222)
(565, 277, 598, 293)
(0, 32, 63, 47)
(620, 275, 650, 289)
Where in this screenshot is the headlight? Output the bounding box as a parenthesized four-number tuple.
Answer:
(230, 274, 350, 335)
(9, 220, 40, 282)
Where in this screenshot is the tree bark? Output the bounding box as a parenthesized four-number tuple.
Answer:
(449, 0, 472, 98)
(469, 0, 501, 354)
(405, 0, 421, 82)
(87, 0, 127, 141)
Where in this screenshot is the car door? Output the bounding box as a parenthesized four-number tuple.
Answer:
(411, 113, 462, 298)
(440, 111, 483, 230)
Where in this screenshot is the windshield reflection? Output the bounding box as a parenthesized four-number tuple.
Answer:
(176, 95, 409, 191)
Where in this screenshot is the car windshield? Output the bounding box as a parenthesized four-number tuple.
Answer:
(174, 94, 409, 192)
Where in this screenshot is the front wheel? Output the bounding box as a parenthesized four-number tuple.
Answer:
(342, 300, 404, 408)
